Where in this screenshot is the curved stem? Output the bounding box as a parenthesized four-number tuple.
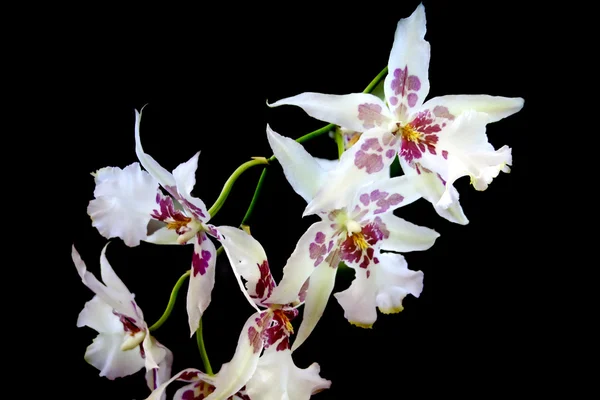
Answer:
(362, 66, 388, 94)
(196, 318, 213, 375)
(207, 157, 270, 219)
(240, 168, 269, 226)
(334, 128, 344, 159)
(148, 270, 191, 332)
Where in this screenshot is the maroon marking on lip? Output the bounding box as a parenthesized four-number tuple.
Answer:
(251, 260, 275, 302)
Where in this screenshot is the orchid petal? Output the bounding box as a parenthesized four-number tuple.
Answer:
(187, 232, 217, 335)
(314, 157, 337, 172)
(269, 92, 392, 133)
(305, 129, 399, 216)
(246, 347, 331, 400)
(173, 380, 215, 400)
(400, 158, 468, 224)
(384, 4, 431, 118)
(420, 95, 524, 124)
(72, 245, 139, 320)
(292, 261, 337, 352)
(218, 226, 275, 307)
(267, 221, 337, 306)
(144, 226, 181, 245)
(88, 163, 159, 247)
(377, 213, 439, 253)
(146, 368, 214, 400)
(375, 252, 423, 314)
(206, 311, 272, 400)
(334, 252, 423, 327)
(350, 175, 421, 218)
(78, 298, 145, 379)
(134, 108, 177, 190)
(172, 151, 210, 221)
(145, 337, 173, 397)
(266, 125, 328, 203)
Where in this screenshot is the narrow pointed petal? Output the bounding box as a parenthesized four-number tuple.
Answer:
(219, 226, 275, 306)
(421, 95, 524, 123)
(377, 213, 439, 253)
(400, 158, 468, 224)
(145, 338, 173, 397)
(266, 125, 328, 203)
(384, 4, 431, 118)
(246, 347, 331, 400)
(187, 233, 217, 335)
(172, 151, 209, 221)
(72, 245, 139, 319)
(99, 244, 131, 302)
(350, 175, 422, 218)
(145, 368, 214, 400)
(88, 163, 159, 247)
(267, 221, 337, 306)
(134, 108, 177, 190)
(335, 252, 423, 327)
(269, 92, 392, 133)
(305, 129, 399, 215)
(206, 311, 272, 400)
(292, 261, 337, 352)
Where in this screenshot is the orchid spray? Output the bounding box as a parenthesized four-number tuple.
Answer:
(72, 4, 523, 399)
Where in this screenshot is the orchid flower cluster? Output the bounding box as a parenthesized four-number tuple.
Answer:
(72, 5, 523, 400)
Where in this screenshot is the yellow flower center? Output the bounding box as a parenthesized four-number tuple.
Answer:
(398, 123, 421, 143)
(352, 232, 369, 251)
(166, 216, 192, 231)
(273, 309, 294, 334)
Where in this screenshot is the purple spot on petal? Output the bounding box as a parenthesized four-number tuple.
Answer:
(354, 150, 384, 174)
(407, 93, 418, 107)
(390, 96, 398, 106)
(358, 103, 385, 129)
(407, 75, 421, 91)
(386, 149, 395, 159)
(442, 150, 448, 160)
(360, 193, 370, 206)
(315, 231, 325, 244)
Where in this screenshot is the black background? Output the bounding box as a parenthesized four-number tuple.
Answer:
(39, 0, 548, 398)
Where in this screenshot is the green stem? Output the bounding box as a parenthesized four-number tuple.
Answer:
(207, 157, 270, 219)
(334, 128, 344, 159)
(240, 168, 269, 226)
(148, 270, 191, 332)
(362, 66, 388, 94)
(196, 318, 213, 375)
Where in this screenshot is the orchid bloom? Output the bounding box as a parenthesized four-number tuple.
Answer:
(268, 4, 524, 224)
(266, 127, 438, 349)
(72, 244, 173, 398)
(146, 227, 330, 400)
(87, 108, 228, 335)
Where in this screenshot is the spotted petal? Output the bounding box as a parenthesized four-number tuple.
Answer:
(420, 95, 524, 124)
(304, 129, 399, 216)
(384, 4, 431, 119)
(219, 226, 275, 307)
(145, 368, 214, 400)
(186, 232, 217, 335)
(246, 347, 331, 400)
(145, 339, 173, 400)
(88, 163, 159, 247)
(350, 175, 422, 218)
(292, 260, 337, 352)
(334, 252, 423, 327)
(267, 221, 337, 306)
(266, 125, 329, 203)
(206, 311, 272, 400)
(269, 92, 393, 133)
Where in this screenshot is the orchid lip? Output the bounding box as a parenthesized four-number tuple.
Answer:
(120, 330, 146, 351)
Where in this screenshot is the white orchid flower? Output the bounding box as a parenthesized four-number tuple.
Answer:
(268, 4, 523, 224)
(146, 227, 330, 400)
(266, 127, 438, 349)
(72, 244, 173, 399)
